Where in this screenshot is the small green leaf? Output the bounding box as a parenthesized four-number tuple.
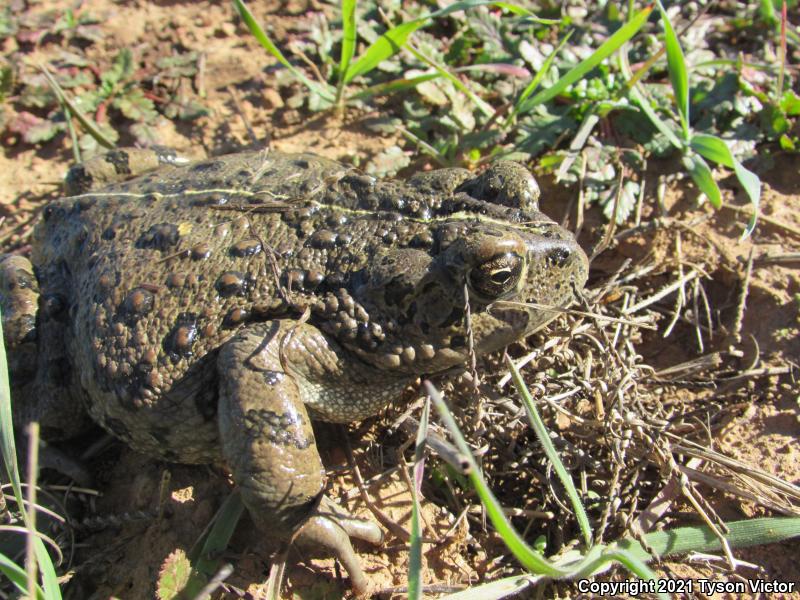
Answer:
(690, 133, 736, 167)
(78, 124, 120, 158)
(156, 52, 201, 78)
(55, 70, 93, 89)
(690, 133, 762, 236)
(156, 549, 191, 600)
(764, 105, 791, 135)
(683, 154, 722, 208)
(166, 98, 209, 121)
(8, 111, 65, 144)
(366, 145, 410, 177)
(602, 180, 640, 225)
(779, 89, 800, 115)
(406, 45, 494, 118)
(101, 48, 134, 91)
(656, 1, 690, 138)
(19, 80, 57, 110)
(416, 77, 449, 106)
(113, 88, 157, 122)
(0, 63, 13, 101)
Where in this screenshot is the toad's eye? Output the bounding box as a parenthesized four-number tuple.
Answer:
(468, 252, 525, 301)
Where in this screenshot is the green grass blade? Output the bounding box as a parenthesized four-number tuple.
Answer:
(0, 312, 21, 502)
(334, 0, 357, 108)
(690, 133, 761, 237)
(600, 551, 668, 600)
(507, 29, 573, 126)
(33, 538, 60, 599)
(656, 1, 690, 139)
(348, 72, 442, 101)
(0, 553, 46, 600)
(442, 574, 540, 599)
(758, 0, 778, 25)
(615, 517, 800, 560)
(345, 1, 527, 83)
(345, 19, 424, 84)
(425, 382, 568, 578)
(506, 357, 592, 547)
(683, 153, 722, 208)
(398, 127, 446, 163)
(184, 490, 245, 595)
(407, 397, 429, 600)
(491, 3, 557, 21)
(0, 316, 62, 599)
(618, 50, 683, 150)
(690, 133, 738, 168)
(233, 0, 334, 101)
(38, 65, 115, 151)
(424, 0, 526, 21)
(517, 5, 652, 114)
(338, 0, 357, 81)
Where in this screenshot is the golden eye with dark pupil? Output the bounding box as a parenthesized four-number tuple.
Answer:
(468, 252, 525, 300)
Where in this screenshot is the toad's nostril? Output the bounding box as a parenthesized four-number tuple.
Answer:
(547, 247, 571, 267)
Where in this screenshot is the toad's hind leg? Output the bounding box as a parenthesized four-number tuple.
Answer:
(0, 255, 91, 463)
(64, 146, 189, 194)
(217, 321, 384, 595)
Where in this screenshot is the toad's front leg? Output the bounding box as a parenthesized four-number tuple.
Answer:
(217, 320, 399, 595)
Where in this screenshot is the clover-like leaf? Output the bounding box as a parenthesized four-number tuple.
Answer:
(114, 88, 157, 122)
(156, 52, 201, 78)
(7, 111, 65, 144)
(156, 549, 191, 600)
(101, 48, 134, 93)
(779, 89, 800, 116)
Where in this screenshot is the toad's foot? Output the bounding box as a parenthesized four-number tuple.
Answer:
(293, 496, 383, 595)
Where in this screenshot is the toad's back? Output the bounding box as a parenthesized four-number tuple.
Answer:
(31, 152, 388, 459)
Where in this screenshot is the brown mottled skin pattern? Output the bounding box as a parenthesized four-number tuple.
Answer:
(1, 149, 588, 594)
